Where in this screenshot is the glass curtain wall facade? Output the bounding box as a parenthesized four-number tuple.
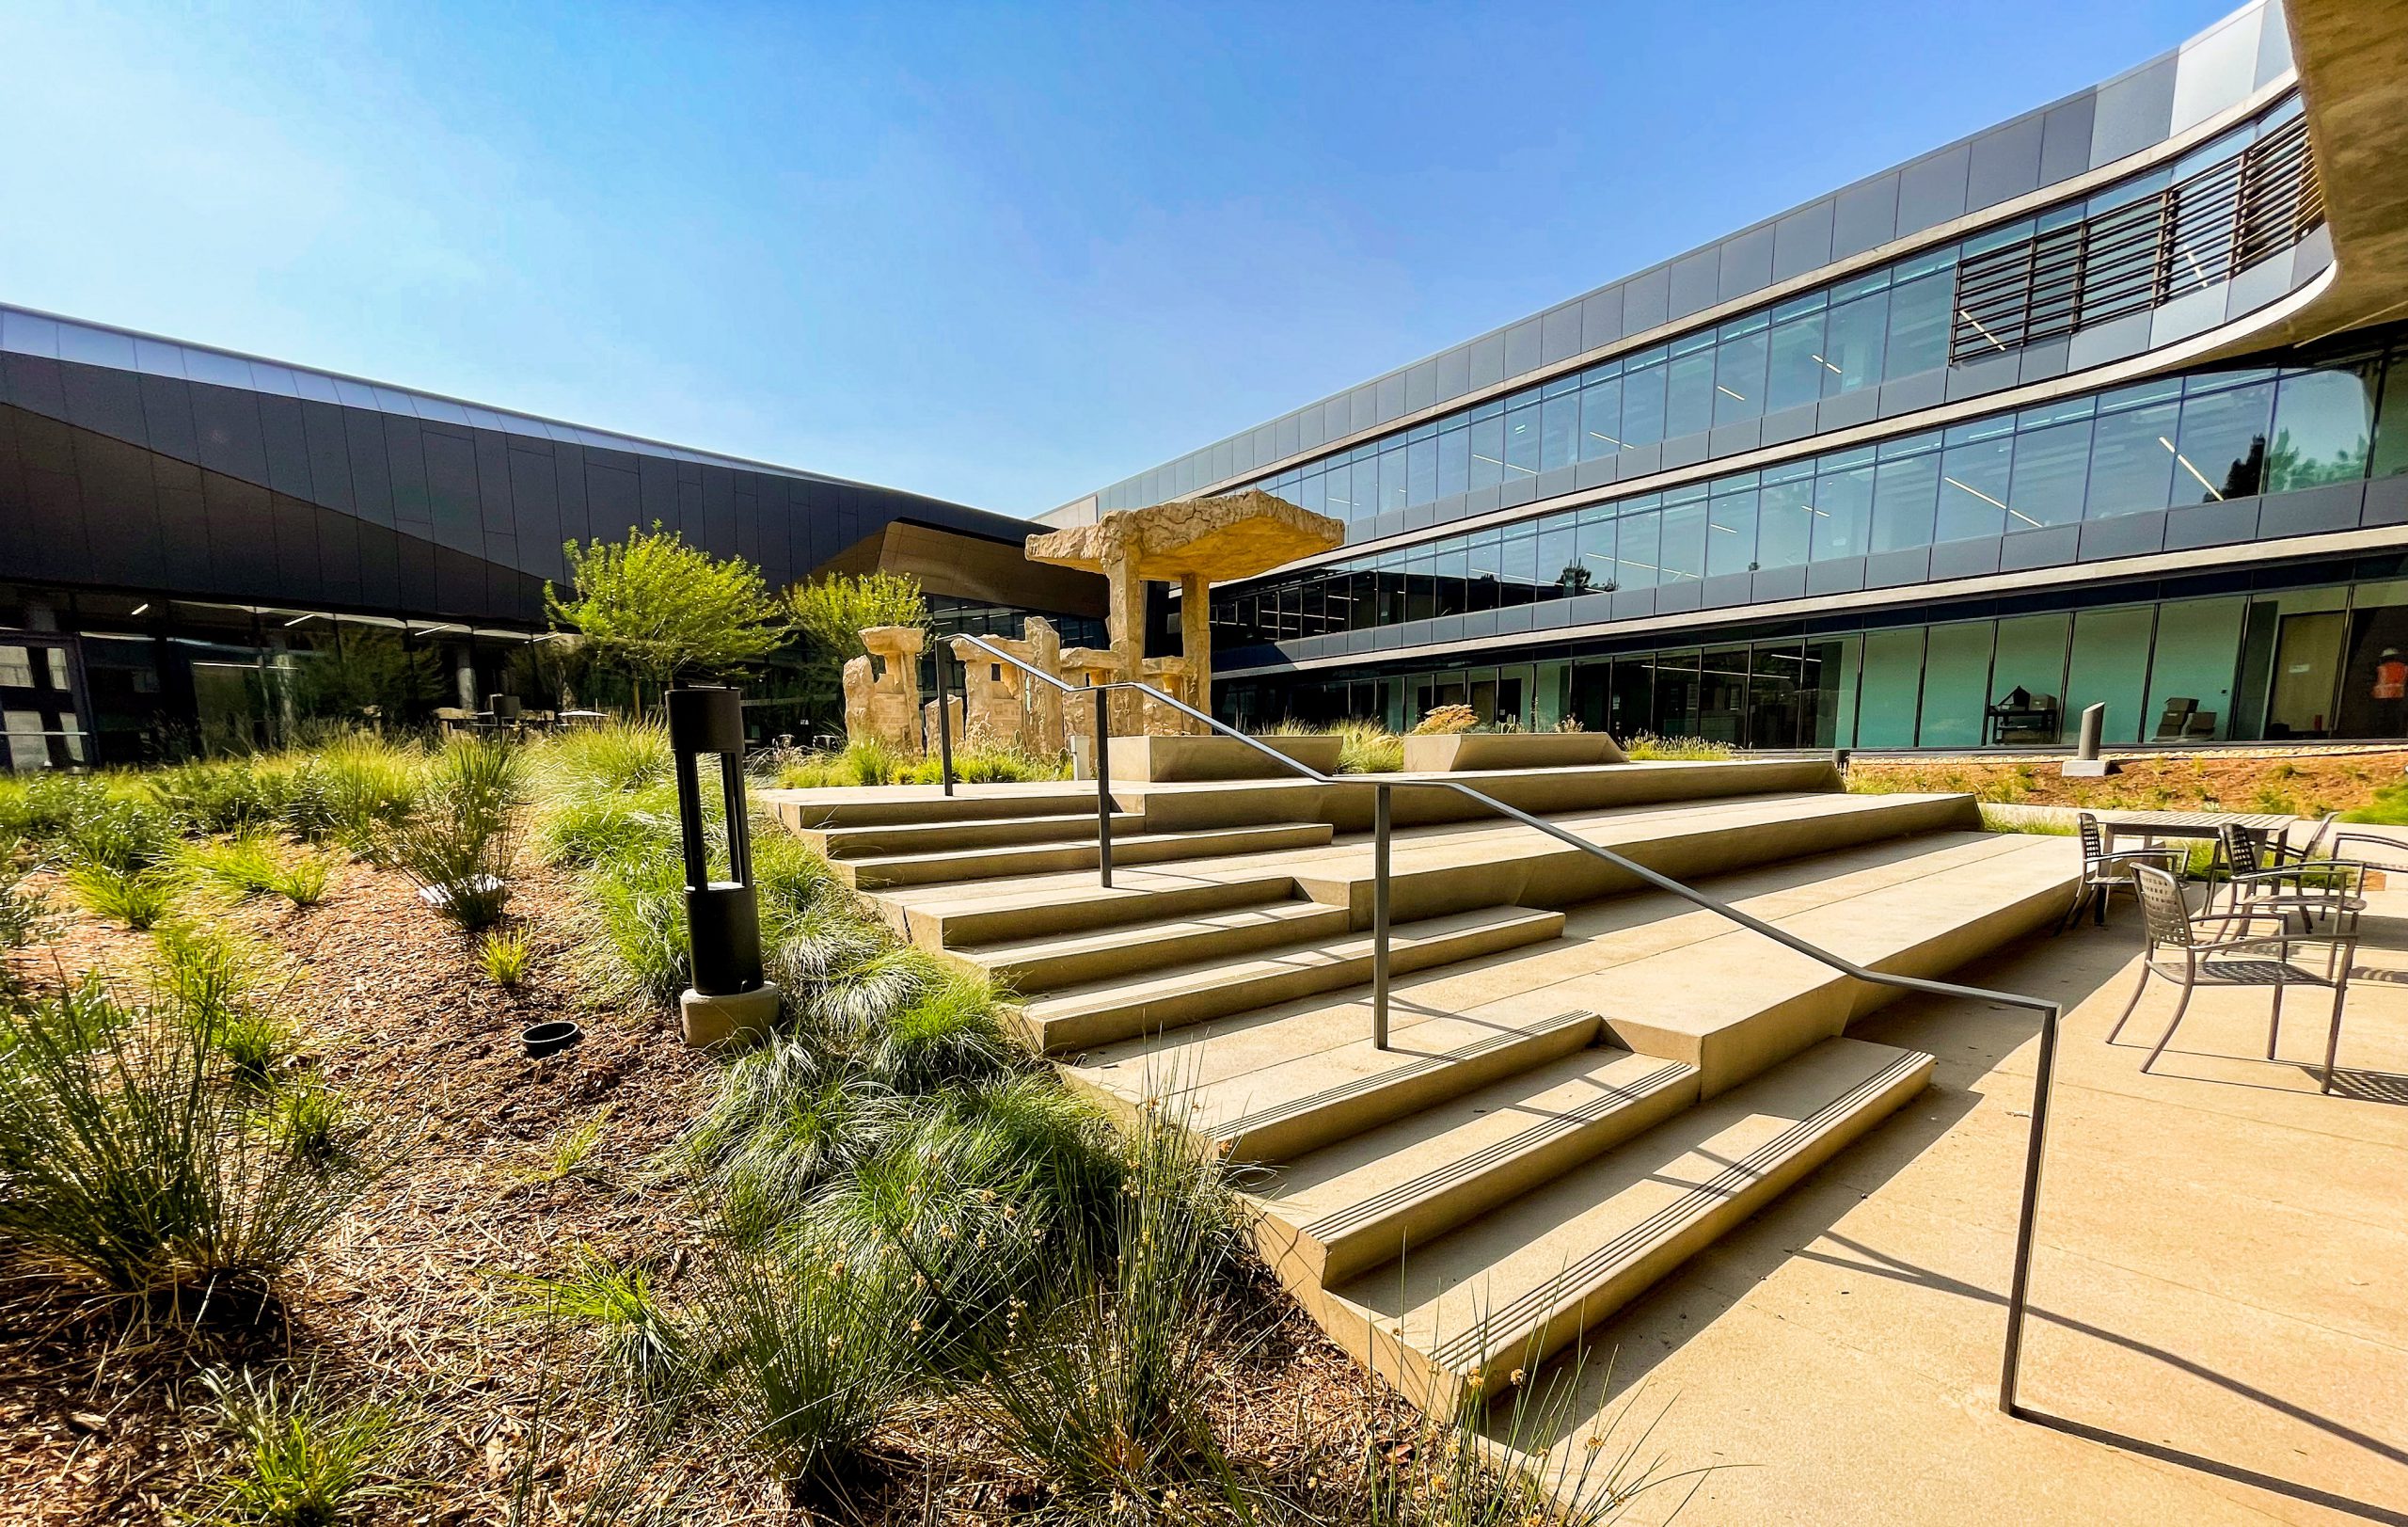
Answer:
(1079, 2, 2408, 753)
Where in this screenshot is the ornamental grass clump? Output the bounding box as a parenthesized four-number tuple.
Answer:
(194, 1366, 418, 1527)
(0, 979, 377, 1301)
(499, 1247, 689, 1402)
(64, 861, 180, 929)
(381, 736, 527, 930)
(480, 928, 533, 988)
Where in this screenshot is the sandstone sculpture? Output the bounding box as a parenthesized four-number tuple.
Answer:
(947, 615, 1067, 754)
(1024, 490, 1342, 736)
(843, 624, 927, 756)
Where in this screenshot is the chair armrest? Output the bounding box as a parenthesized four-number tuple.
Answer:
(2185, 909, 2292, 938)
(2329, 833, 2408, 867)
(2093, 848, 2187, 869)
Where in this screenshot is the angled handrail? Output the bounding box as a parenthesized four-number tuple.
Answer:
(935, 630, 2067, 1423)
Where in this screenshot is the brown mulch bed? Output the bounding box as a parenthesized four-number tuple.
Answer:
(1847, 747, 2408, 815)
(0, 851, 1442, 1524)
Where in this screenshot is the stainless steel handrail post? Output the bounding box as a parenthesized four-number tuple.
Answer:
(933, 645, 955, 797)
(1371, 783, 1391, 1050)
(1093, 686, 1113, 889)
(1999, 997, 2064, 1413)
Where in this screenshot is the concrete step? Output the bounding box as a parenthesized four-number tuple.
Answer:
(963, 899, 1355, 995)
(900, 872, 1303, 951)
(1310, 1036, 1932, 1421)
(797, 811, 1144, 859)
(1244, 1046, 1703, 1288)
(834, 821, 1336, 890)
(767, 784, 1109, 830)
(1014, 905, 1565, 1056)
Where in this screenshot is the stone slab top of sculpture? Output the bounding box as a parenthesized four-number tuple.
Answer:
(1024, 491, 1343, 738)
(1022, 489, 1344, 584)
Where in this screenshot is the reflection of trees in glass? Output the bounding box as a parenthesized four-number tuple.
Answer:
(288, 631, 441, 721)
(1560, 563, 1592, 594)
(2216, 437, 2266, 499)
(2265, 426, 2370, 493)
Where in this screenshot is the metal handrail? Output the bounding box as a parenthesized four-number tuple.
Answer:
(932, 630, 2066, 1422)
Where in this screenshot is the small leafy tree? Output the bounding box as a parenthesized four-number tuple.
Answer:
(547, 523, 791, 716)
(786, 571, 927, 728)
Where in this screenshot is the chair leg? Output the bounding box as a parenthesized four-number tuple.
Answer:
(2267, 979, 2285, 1061)
(2056, 883, 2089, 935)
(2094, 883, 2109, 927)
(2141, 980, 2195, 1076)
(2322, 980, 2347, 1096)
(2105, 959, 2153, 1045)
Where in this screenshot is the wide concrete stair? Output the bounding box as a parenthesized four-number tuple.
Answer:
(763, 762, 2078, 1426)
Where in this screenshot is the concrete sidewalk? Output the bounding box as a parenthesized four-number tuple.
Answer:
(1518, 891, 2408, 1524)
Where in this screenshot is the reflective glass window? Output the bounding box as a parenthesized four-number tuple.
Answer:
(1766, 310, 1829, 413)
(1919, 621, 1993, 746)
(1501, 533, 1540, 603)
(2170, 379, 2273, 501)
(2008, 418, 2092, 526)
(1812, 463, 1874, 560)
(2084, 400, 2179, 517)
(2377, 351, 2408, 478)
(1714, 326, 1767, 425)
(1580, 377, 1624, 460)
(2268, 363, 2376, 491)
(2066, 605, 2155, 743)
(1503, 403, 1543, 479)
(1821, 292, 1888, 396)
(1537, 517, 1577, 596)
(1379, 444, 1409, 515)
(1871, 451, 1941, 552)
(1706, 487, 1758, 576)
(1434, 543, 1468, 616)
(1659, 495, 1708, 581)
(1324, 460, 1358, 521)
(1436, 424, 1470, 498)
(1757, 477, 1815, 568)
(1884, 273, 1952, 377)
(1540, 391, 1580, 472)
(1621, 354, 1668, 447)
(1665, 342, 1717, 438)
(1467, 413, 1504, 491)
(1299, 469, 1326, 517)
(1573, 509, 1616, 591)
(1407, 434, 1438, 507)
(1856, 628, 1924, 746)
(1617, 511, 1661, 588)
(1937, 432, 2013, 543)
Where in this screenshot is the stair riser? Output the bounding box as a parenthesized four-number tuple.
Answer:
(1358, 1053, 1932, 1422)
(1016, 915, 1560, 1055)
(1259, 1066, 1702, 1288)
(802, 813, 1142, 859)
(770, 790, 1115, 830)
(1128, 759, 1844, 834)
(904, 874, 1300, 952)
(844, 823, 1334, 889)
(977, 907, 1355, 995)
(1298, 794, 1977, 923)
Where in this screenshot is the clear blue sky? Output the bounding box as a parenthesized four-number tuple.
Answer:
(0, 1, 2236, 518)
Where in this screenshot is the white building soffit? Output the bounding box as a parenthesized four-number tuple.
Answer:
(1069, 0, 2301, 518)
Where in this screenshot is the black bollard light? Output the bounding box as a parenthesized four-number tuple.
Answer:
(668, 685, 782, 1047)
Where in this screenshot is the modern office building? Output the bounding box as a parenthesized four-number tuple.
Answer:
(0, 310, 1101, 767)
(1050, 0, 2408, 752)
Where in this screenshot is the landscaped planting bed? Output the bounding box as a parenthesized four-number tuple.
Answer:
(1847, 747, 2408, 819)
(0, 728, 1674, 1525)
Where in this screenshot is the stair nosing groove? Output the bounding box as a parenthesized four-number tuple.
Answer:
(1297, 1059, 1694, 1244)
(1422, 1050, 1927, 1369)
(1213, 1010, 1597, 1144)
(986, 901, 1338, 958)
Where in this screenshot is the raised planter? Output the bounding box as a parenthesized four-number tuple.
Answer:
(1105, 733, 1343, 783)
(1399, 732, 1629, 772)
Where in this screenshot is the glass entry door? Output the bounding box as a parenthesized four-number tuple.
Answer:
(1, 636, 93, 771)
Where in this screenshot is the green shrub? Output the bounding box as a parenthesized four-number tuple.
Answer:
(581, 841, 689, 1007)
(295, 735, 423, 849)
(64, 862, 180, 929)
(60, 793, 178, 871)
(271, 852, 331, 908)
(182, 830, 290, 900)
(1329, 717, 1403, 773)
(854, 971, 1020, 1093)
(500, 1248, 687, 1399)
(480, 928, 533, 988)
(773, 739, 1069, 788)
(668, 1038, 898, 1244)
(535, 781, 679, 868)
(926, 1098, 1241, 1504)
(682, 1242, 927, 1498)
(0, 983, 374, 1298)
(1, 866, 45, 948)
(537, 720, 673, 798)
(150, 757, 277, 835)
(257, 1078, 368, 1171)
(381, 737, 526, 930)
(1623, 733, 1735, 761)
(195, 1366, 416, 1527)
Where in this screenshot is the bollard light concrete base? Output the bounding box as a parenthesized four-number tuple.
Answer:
(679, 982, 783, 1049)
(2059, 759, 2120, 777)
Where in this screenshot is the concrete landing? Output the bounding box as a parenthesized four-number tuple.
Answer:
(1505, 894, 2408, 1525)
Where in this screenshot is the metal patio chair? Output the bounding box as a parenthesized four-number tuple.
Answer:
(2058, 811, 2186, 931)
(2108, 865, 2355, 1094)
(2207, 813, 2337, 914)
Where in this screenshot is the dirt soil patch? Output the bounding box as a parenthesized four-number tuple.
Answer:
(0, 854, 1437, 1525)
(1846, 748, 2408, 816)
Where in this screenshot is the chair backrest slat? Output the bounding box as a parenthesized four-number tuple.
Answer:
(2218, 820, 2260, 878)
(2134, 865, 2194, 947)
(2076, 812, 2106, 866)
